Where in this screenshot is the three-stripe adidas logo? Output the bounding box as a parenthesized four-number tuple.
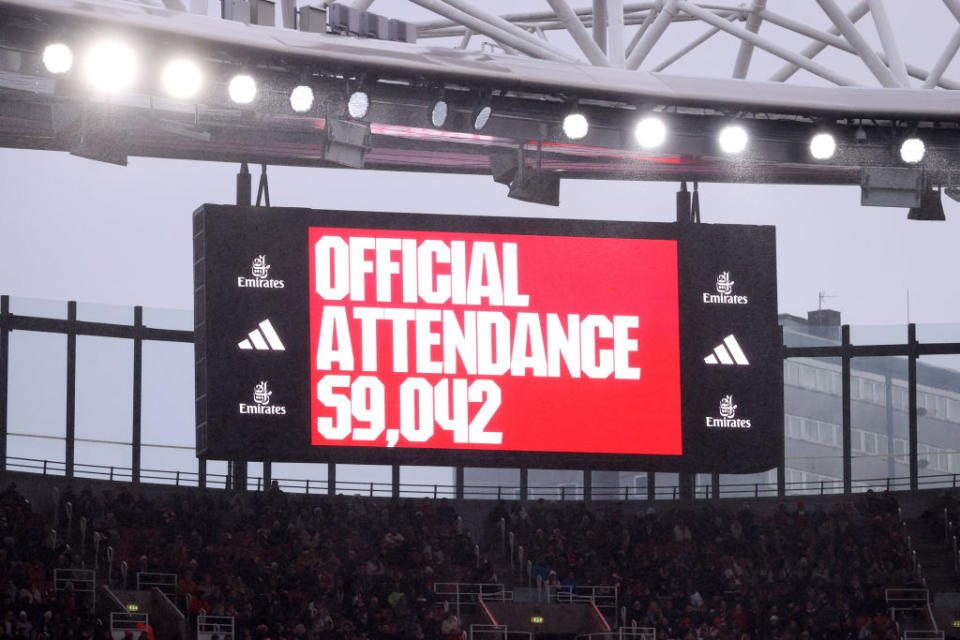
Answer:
(704, 334, 749, 366)
(238, 319, 285, 351)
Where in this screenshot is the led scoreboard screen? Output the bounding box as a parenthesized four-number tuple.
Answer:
(194, 205, 782, 472)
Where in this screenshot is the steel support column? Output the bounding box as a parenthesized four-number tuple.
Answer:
(908, 323, 918, 491)
(711, 472, 720, 499)
(678, 472, 693, 500)
(455, 465, 464, 499)
(328, 461, 336, 496)
(131, 306, 142, 484)
(0, 295, 8, 472)
(842, 325, 851, 494)
(392, 463, 400, 499)
(66, 301, 76, 479)
(263, 460, 272, 490)
(583, 468, 592, 502)
(647, 470, 655, 501)
(519, 467, 528, 502)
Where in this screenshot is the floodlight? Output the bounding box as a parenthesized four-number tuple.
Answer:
(809, 133, 836, 160)
(347, 90, 369, 119)
(290, 85, 314, 113)
(900, 137, 925, 164)
(42, 43, 72, 74)
(634, 115, 667, 149)
(718, 124, 748, 154)
(162, 58, 203, 100)
(84, 39, 138, 93)
(430, 99, 448, 128)
(562, 113, 588, 140)
(473, 104, 492, 131)
(228, 74, 257, 104)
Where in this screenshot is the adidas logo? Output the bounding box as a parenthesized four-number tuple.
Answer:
(703, 334, 749, 366)
(238, 319, 286, 351)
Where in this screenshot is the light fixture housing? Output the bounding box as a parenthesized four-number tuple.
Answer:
(634, 115, 667, 149)
(430, 99, 448, 128)
(718, 124, 748, 155)
(42, 43, 72, 74)
(900, 137, 925, 164)
(228, 73, 257, 104)
(84, 39, 138, 94)
(290, 85, 315, 113)
(562, 112, 588, 140)
(809, 132, 836, 160)
(162, 58, 203, 100)
(347, 90, 370, 119)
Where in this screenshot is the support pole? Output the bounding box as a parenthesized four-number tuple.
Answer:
(778, 325, 786, 497)
(732, 0, 766, 79)
(0, 295, 8, 472)
(814, 0, 899, 87)
(677, 0, 859, 86)
(66, 301, 76, 479)
(868, 0, 909, 87)
(711, 472, 720, 500)
(237, 162, 251, 206)
(647, 470, 655, 501)
(198, 457, 206, 489)
(455, 465, 465, 499)
(583, 468, 592, 502)
(922, 26, 960, 89)
(909, 323, 918, 492)
(592, 0, 608, 53)
(132, 306, 142, 484)
(842, 325, 851, 494)
(678, 472, 693, 500)
(263, 460, 272, 490)
(626, 0, 678, 70)
(328, 461, 336, 496)
(545, 0, 610, 65)
(519, 467, 528, 502)
(392, 463, 400, 499)
(607, 0, 625, 67)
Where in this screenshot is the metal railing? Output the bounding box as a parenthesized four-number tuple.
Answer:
(12, 454, 960, 501)
(470, 624, 533, 640)
(109, 612, 149, 639)
(136, 572, 177, 598)
(575, 630, 656, 640)
(435, 583, 510, 619)
(547, 585, 618, 623)
(197, 615, 234, 640)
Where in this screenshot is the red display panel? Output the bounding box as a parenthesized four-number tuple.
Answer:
(308, 227, 681, 455)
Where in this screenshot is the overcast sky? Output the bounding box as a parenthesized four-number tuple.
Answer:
(2, 0, 960, 328)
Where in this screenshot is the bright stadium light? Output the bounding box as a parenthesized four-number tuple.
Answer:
(634, 115, 667, 149)
(900, 137, 925, 164)
(718, 124, 748, 155)
(162, 58, 203, 100)
(430, 99, 448, 128)
(289, 85, 314, 113)
(84, 39, 138, 93)
(42, 43, 72, 74)
(347, 90, 369, 119)
(562, 113, 589, 140)
(809, 132, 836, 160)
(228, 73, 257, 104)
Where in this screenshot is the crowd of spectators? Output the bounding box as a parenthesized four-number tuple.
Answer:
(497, 490, 915, 640)
(0, 479, 923, 640)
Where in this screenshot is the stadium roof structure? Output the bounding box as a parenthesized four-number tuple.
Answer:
(2, 0, 960, 186)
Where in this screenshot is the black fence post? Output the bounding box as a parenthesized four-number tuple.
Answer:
(132, 306, 142, 484)
(842, 325, 851, 494)
(909, 323, 919, 492)
(455, 465, 465, 499)
(0, 295, 9, 472)
(66, 301, 77, 479)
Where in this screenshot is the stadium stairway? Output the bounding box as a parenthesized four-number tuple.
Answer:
(480, 602, 609, 640)
(904, 516, 960, 635)
(109, 589, 187, 640)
